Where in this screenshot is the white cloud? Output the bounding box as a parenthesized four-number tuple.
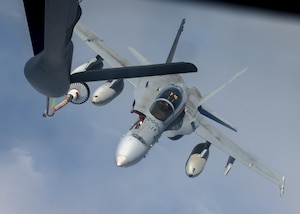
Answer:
(0, 148, 46, 214)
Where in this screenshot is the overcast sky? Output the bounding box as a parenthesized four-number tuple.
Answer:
(1, 0, 300, 213)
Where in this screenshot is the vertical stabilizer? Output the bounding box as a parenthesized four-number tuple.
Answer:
(166, 19, 185, 63)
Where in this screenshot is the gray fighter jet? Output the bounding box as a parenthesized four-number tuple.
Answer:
(75, 19, 285, 197)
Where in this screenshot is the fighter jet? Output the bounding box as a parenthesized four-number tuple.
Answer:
(75, 19, 285, 196)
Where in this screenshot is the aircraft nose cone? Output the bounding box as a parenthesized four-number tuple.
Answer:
(115, 155, 128, 167)
(115, 134, 148, 167)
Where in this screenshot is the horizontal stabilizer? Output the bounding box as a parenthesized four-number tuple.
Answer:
(198, 105, 237, 132)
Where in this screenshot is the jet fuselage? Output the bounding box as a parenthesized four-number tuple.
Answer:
(115, 75, 189, 167)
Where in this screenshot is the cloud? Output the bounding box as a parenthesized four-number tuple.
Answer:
(0, 147, 46, 214)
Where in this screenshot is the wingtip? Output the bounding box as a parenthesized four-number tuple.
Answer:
(280, 176, 285, 197)
(237, 67, 248, 77)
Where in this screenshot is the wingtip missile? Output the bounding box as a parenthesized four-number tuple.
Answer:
(280, 176, 285, 197)
(198, 67, 247, 106)
(224, 156, 235, 176)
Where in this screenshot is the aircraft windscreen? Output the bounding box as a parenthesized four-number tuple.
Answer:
(150, 99, 174, 121)
(149, 86, 185, 121)
(159, 86, 184, 109)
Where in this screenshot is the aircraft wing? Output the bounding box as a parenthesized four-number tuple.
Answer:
(74, 21, 132, 68)
(74, 21, 139, 86)
(74, 21, 136, 86)
(194, 114, 285, 196)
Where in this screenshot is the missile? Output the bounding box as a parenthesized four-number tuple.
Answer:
(224, 156, 235, 176)
(92, 79, 124, 106)
(185, 142, 211, 178)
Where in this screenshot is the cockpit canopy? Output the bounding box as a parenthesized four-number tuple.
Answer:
(149, 85, 186, 121)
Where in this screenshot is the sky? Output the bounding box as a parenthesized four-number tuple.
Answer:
(1, 0, 300, 213)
